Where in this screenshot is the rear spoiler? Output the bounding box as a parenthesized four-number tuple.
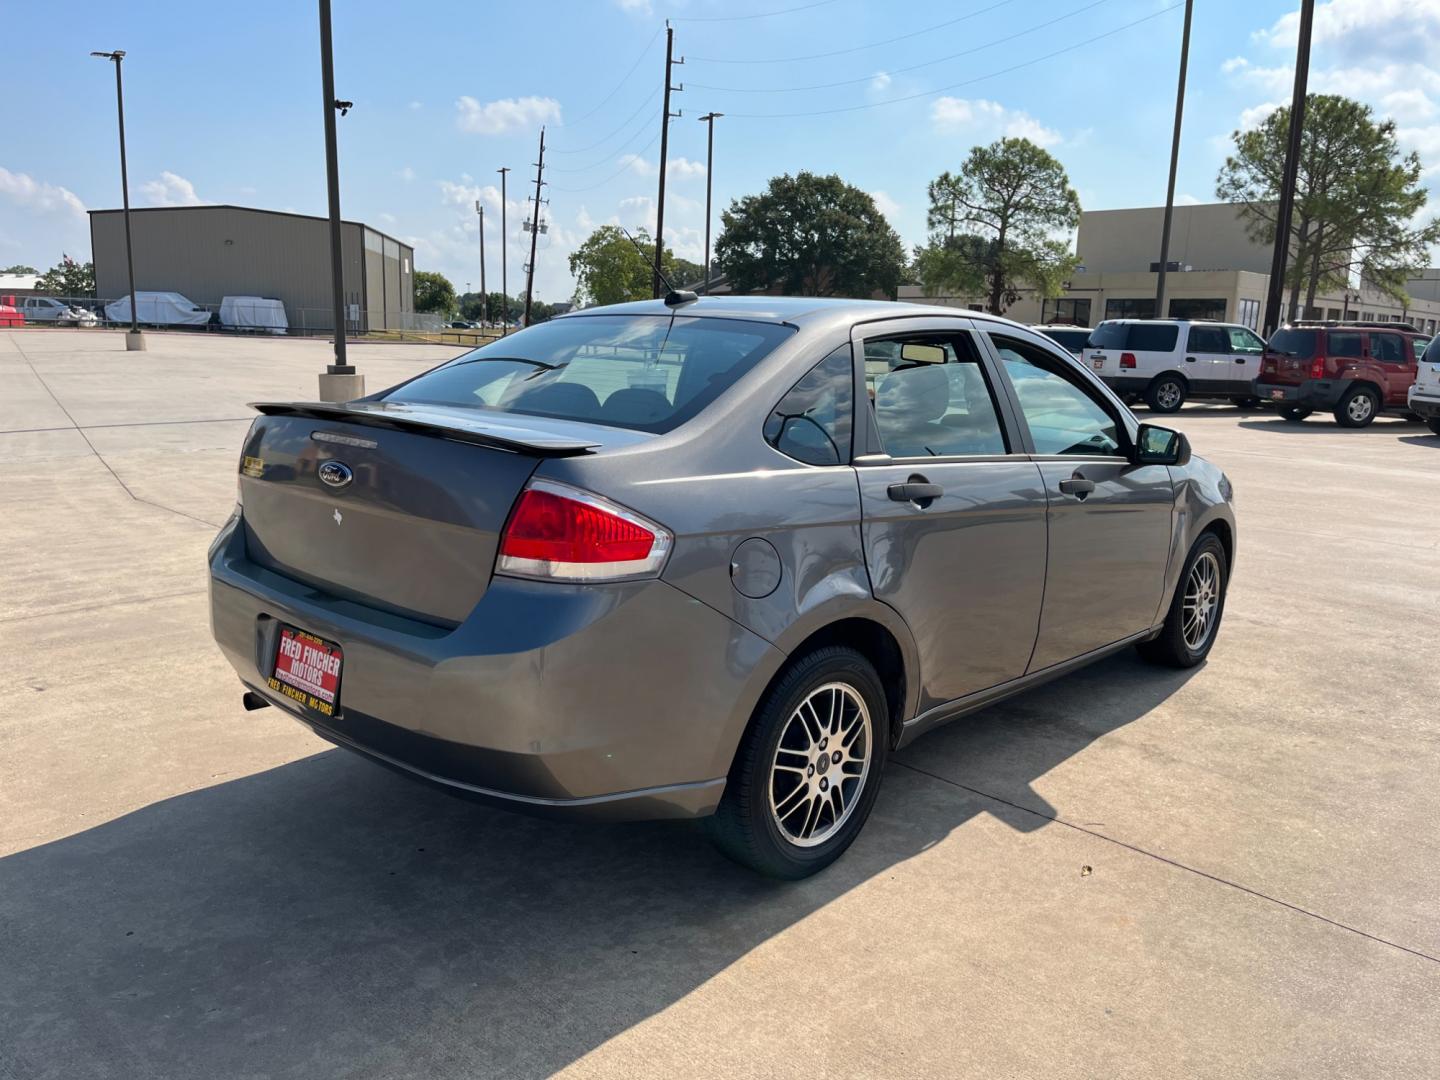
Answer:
(249, 401, 600, 457)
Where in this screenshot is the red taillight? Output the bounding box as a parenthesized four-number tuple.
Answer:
(1120, 352, 1137, 369)
(1309, 356, 1326, 380)
(497, 481, 672, 582)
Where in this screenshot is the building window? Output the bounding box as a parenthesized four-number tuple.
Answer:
(1237, 298, 1260, 330)
(1167, 297, 1227, 321)
(1105, 297, 1157, 320)
(1041, 297, 1092, 326)
(1326, 308, 1341, 321)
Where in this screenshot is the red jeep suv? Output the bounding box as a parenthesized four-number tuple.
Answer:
(1254, 321, 1430, 427)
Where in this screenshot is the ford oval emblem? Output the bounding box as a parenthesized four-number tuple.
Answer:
(318, 460, 353, 489)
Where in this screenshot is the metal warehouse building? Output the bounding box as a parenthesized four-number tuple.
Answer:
(89, 205, 416, 333)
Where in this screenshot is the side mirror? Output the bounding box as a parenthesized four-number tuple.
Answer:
(1134, 423, 1190, 467)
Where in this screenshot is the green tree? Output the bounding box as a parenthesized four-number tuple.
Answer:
(3, 263, 39, 275)
(1217, 94, 1440, 318)
(672, 256, 705, 288)
(568, 225, 676, 307)
(35, 258, 95, 297)
(914, 138, 1080, 315)
(459, 291, 520, 324)
(713, 172, 906, 298)
(413, 269, 457, 315)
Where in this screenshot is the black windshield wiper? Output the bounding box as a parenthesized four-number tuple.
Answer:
(449, 355, 559, 370)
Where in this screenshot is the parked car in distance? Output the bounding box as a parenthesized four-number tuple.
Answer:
(210, 297, 1236, 878)
(1032, 324, 1091, 356)
(0, 295, 23, 327)
(1254, 321, 1429, 427)
(105, 290, 211, 327)
(1408, 336, 1440, 435)
(18, 296, 84, 324)
(1087, 319, 1267, 412)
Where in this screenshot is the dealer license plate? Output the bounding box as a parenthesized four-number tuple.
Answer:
(1092, 358, 1104, 370)
(1270, 389, 1285, 401)
(268, 626, 343, 719)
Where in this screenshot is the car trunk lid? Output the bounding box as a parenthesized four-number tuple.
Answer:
(237, 401, 645, 625)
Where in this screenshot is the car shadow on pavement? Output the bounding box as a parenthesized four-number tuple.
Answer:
(1236, 418, 1423, 435)
(0, 654, 1195, 1080)
(1397, 433, 1440, 447)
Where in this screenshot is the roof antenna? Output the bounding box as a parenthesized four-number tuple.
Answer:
(619, 226, 697, 307)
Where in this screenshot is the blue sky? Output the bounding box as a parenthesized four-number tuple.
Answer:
(4, 0, 1439, 302)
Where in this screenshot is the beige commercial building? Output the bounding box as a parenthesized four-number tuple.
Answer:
(89, 204, 416, 332)
(901, 202, 1440, 335)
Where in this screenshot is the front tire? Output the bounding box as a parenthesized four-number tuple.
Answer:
(1137, 532, 1228, 669)
(707, 646, 888, 879)
(1278, 405, 1311, 422)
(1427, 417, 1440, 436)
(1335, 385, 1380, 428)
(1146, 374, 1186, 413)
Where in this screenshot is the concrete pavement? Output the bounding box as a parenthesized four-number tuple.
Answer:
(2, 328, 1438, 1079)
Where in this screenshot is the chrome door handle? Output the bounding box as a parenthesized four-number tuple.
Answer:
(1058, 477, 1096, 499)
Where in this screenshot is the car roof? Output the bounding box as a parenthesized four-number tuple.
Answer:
(555, 295, 1028, 329)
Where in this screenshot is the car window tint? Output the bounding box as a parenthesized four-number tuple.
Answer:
(865, 333, 1008, 458)
(1187, 326, 1228, 353)
(1087, 322, 1127, 349)
(1227, 327, 1266, 352)
(1127, 324, 1179, 351)
(1371, 332, 1405, 363)
(1268, 329, 1316, 359)
(1329, 331, 1363, 359)
(764, 345, 853, 466)
(991, 334, 1125, 458)
(381, 315, 795, 434)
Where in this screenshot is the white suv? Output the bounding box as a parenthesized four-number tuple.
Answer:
(1086, 319, 1267, 413)
(1410, 337, 1440, 435)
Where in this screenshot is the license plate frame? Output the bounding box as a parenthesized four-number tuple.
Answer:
(1092, 358, 1104, 371)
(1269, 389, 1286, 401)
(268, 625, 343, 720)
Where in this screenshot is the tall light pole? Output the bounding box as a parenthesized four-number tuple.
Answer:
(90, 50, 143, 351)
(316, 0, 362, 402)
(1263, 0, 1316, 335)
(698, 112, 722, 293)
(475, 200, 488, 327)
(1153, 0, 1193, 321)
(497, 166, 510, 334)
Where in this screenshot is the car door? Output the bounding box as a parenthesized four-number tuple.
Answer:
(851, 317, 1048, 712)
(1223, 325, 1267, 395)
(1369, 331, 1410, 406)
(981, 329, 1175, 671)
(1184, 325, 1230, 392)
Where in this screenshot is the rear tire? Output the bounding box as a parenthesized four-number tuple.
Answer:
(1146, 375, 1186, 413)
(1278, 406, 1311, 422)
(1137, 532, 1228, 669)
(1335, 385, 1380, 428)
(1232, 396, 1261, 410)
(706, 646, 888, 879)
(1426, 418, 1440, 436)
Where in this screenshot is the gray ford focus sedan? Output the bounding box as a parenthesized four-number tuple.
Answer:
(210, 296, 1235, 878)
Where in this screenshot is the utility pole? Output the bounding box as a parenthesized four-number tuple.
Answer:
(89, 49, 143, 351)
(1263, 0, 1316, 336)
(698, 111, 722, 293)
(522, 127, 547, 327)
(479, 202, 488, 326)
(1154, 0, 1193, 322)
(497, 166, 510, 334)
(653, 23, 683, 297)
(315, 0, 361, 401)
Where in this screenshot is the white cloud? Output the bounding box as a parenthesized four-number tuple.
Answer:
(455, 95, 561, 136)
(614, 0, 651, 12)
(1258, 0, 1440, 64)
(0, 167, 86, 217)
(1238, 102, 1282, 130)
(1176, 193, 1201, 206)
(1220, 56, 1250, 74)
(408, 100, 422, 111)
(870, 71, 892, 93)
(869, 189, 900, 220)
(140, 171, 202, 207)
(667, 157, 706, 179)
(397, 166, 416, 182)
(1382, 88, 1437, 123)
(931, 97, 1062, 147)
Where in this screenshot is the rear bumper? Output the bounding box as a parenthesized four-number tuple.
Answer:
(209, 514, 785, 820)
(1407, 390, 1440, 418)
(1253, 377, 1347, 410)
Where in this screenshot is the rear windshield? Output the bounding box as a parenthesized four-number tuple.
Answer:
(1039, 328, 1091, 351)
(1268, 329, 1317, 359)
(381, 315, 796, 433)
(1087, 322, 1177, 351)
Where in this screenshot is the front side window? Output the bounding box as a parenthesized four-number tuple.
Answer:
(991, 334, 1124, 458)
(381, 315, 795, 434)
(863, 333, 1008, 458)
(1227, 327, 1266, 353)
(1371, 332, 1406, 363)
(764, 345, 853, 466)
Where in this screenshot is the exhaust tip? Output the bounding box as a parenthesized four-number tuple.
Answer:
(242, 691, 272, 712)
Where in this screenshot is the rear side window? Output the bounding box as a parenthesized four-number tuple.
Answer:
(1268, 329, 1316, 359)
(1328, 331, 1363, 359)
(1187, 326, 1229, 354)
(764, 345, 853, 466)
(382, 315, 795, 434)
(1371, 332, 1406, 363)
(864, 332, 1008, 458)
(1126, 324, 1179, 351)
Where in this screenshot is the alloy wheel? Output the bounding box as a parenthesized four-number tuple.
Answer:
(1156, 381, 1182, 409)
(1347, 393, 1375, 423)
(1182, 551, 1221, 651)
(768, 682, 872, 848)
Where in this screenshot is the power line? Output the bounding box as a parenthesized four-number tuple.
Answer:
(724, 3, 1184, 119)
(546, 87, 661, 170)
(548, 130, 661, 193)
(565, 26, 663, 127)
(688, 0, 1018, 64)
(673, 0, 842, 21)
(690, 0, 1112, 94)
